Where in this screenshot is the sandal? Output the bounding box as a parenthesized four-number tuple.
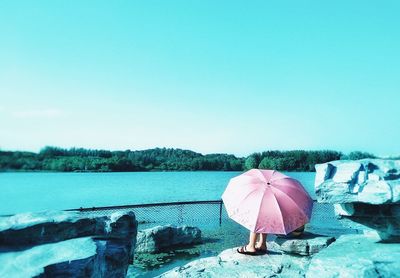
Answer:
(237, 245, 261, 256)
(255, 248, 267, 254)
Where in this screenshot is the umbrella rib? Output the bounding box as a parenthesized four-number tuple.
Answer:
(271, 186, 311, 222)
(271, 187, 310, 234)
(270, 170, 276, 182)
(268, 187, 286, 234)
(254, 188, 266, 231)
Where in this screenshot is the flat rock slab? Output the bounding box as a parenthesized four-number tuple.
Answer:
(269, 233, 336, 256)
(136, 225, 202, 254)
(0, 210, 105, 246)
(0, 237, 97, 278)
(157, 247, 310, 278)
(315, 159, 400, 241)
(314, 159, 400, 205)
(0, 210, 137, 247)
(0, 210, 137, 277)
(307, 234, 400, 278)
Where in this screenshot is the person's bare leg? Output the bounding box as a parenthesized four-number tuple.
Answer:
(245, 232, 257, 252)
(237, 231, 257, 254)
(238, 232, 261, 253)
(256, 233, 267, 251)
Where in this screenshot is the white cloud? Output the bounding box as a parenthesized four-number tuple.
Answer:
(11, 109, 63, 119)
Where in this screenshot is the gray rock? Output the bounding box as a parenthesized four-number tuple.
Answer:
(92, 238, 133, 277)
(158, 233, 400, 278)
(269, 233, 335, 256)
(315, 159, 400, 204)
(314, 163, 334, 189)
(136, 225, 201, 254)
(306, 234, 400, 278)
(105, 211, 138, 262)
(37, 256, 96, 278)
(0, 210, 137, 277)
(0, 237, 97, 278)
(157, 247, 310, 278)
(2, 237, 133, 278)
(316, 180, 355, 203)
(336, 203, 400, 242)
(315, 159, 400, 242)
(331, 162, 362, 183)
(0, 211, 107, 246)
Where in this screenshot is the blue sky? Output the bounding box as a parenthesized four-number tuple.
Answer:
(0, 1, 399, 156)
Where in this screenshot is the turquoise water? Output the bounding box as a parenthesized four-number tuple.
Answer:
(1, 171, 351, 278)
(0, 171, 316, 215)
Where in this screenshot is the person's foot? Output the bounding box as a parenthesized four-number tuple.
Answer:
(255, 247, 267, 254)
(255, 243, 267, 254)
(237, 245, 260, 256)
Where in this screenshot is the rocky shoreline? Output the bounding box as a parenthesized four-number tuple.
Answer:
(0, 210, 138, 277)
(156, 232, 400, 278)
(157, 159, 400, 277)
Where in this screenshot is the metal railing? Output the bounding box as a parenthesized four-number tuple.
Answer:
(66, 200, 225, 230)
(66, 200, 361, 234)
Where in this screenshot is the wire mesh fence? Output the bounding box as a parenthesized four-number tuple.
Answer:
(67, 200, 223, 230)
(66, 200, 362, 234)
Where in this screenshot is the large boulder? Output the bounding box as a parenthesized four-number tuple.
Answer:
(136, 225, 201, 254)
(335, 202, 400, 242)
(157, 246, 310, 278)
(0, 210, 107, 246)
(157, 234, 400, 278)
(0, 237, 134, 278)
(307, 234, 400, 278)
(0, 210, 137, 277)
(315, 159, 400, 241)
(315, 159, 400, 204)
(268, 233, 336, 256)
(0, 237, 96, 277)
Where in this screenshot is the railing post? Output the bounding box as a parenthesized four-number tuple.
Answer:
(219, 201, 223, 226)
(178, 204, 183, 225)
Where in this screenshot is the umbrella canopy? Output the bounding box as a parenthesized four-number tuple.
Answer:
(222, 169, 313, 234)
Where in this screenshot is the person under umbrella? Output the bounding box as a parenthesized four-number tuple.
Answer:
(222, 169, 313, 255)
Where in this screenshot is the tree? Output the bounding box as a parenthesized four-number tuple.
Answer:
(244, 153, 261, 170)
(0, 147, 369, 172)
(258, 157, 275, 169)
(341, 151, 376, 160)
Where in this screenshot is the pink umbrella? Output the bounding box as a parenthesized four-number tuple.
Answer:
(222, 169, 313, 234)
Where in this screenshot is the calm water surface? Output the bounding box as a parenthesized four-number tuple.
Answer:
(1, 171, 348, 278)
(0, 171, 316, 215)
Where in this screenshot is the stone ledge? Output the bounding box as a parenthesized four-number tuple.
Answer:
(157, 247, 310, 278)
(307, 234, 400, 278)
(136, 225, 202, 254)
(315, 159, 400, 205)
(268, 233, 336, 256)
(0, 210, 137, 277)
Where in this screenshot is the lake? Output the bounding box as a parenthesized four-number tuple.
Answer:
(0, 171, 316, 215)
(1, 171, 358, 278)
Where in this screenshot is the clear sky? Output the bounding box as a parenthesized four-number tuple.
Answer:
(0, 1, 399, 157)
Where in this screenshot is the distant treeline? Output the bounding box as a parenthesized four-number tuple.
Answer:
(245, 150, 375, 172)
(0, 147, 377, 172)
